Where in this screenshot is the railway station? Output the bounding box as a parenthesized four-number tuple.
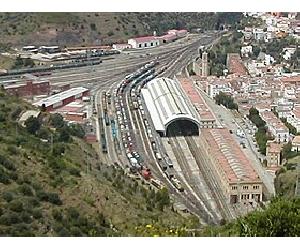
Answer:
(141, 77, 200, 137)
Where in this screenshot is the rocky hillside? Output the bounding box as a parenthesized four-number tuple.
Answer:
(0, 12, 243, 47)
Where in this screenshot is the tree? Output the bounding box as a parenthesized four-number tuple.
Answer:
(50, 113, 64, 129)
(69, 124, 85, 138)
(24, 116, 40, 135)
(58, 126, 71, 142)
(281, 142, 292, 160)
(37, 127, 50, 140)
(237, 198, 300, 236)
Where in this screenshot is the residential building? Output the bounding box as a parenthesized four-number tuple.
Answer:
(260, 111, 290, 143)
(292, 136, 300, 152)
(266, 142, 282, 167)
(287, 106, 300, 133)
(207, 80, 232, 98)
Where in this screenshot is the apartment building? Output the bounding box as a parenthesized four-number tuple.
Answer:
(266, 142, 282, 168)
(260, 111, 290, 143)
(287, 106, 300, 133)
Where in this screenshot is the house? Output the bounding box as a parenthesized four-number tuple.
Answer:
(266, 142, 282, 167)
(292, 136, 300, 152)
(287, 106, 300, 133)
(260, 111, 290, 143)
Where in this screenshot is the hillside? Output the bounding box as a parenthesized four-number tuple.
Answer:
(0, 12, 243, 47)
(0, 89, 199, 236)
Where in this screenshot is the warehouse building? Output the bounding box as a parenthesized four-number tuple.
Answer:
(141, 77, 200, 136)
(200, 128, 263, 204)
(4, 74, 50, 97)
(33, 87, 90, 111)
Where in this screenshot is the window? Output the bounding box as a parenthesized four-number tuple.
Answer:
(144, 43, 147, 47)
(253, 185, 259, 190)
(139, 44, 142, 48)
(243, 186, 249, 190)
(151, 42, 153, 46)
(231, 186, 237, 190)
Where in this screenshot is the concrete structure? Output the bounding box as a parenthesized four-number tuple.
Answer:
(266, 142, 282, 168)
(33, 87, 90, 112)
(200, 128, 263, 204)
(128, 36, 160, 49)
(4, 74, 50, 97)
(141, 77, 200, 136)
(292, 136, 300, 152)
(260, 111, 290, 143)
(19, 110, 40, 127)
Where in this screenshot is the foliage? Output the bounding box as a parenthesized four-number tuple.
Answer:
(50, 113, 64, 129)
(281, 118, 297, 135)
(12, 56, 35, 69)
(214, 92, 238, 110)
(237, 198, 300, 236)
(248, 108, 269, 155)
(24, 116, 41, 135)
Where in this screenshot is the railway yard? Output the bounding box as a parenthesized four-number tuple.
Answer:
(0, 32, 273, 226)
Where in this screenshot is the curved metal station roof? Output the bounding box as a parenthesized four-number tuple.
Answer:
(141, 77, 199, 134)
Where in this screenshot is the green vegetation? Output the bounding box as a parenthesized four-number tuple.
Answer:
(11, 56, 35, 69)
(0, 12, 244, 54)
(199, 198, 300, 236)
(280, 118, 299, 136)
(0, 89, 198, 236)
(247, 107, 270, 155)
(214, 92, 238, 110)
(24, 116, 41, 135)
(208, 32, 243, 76)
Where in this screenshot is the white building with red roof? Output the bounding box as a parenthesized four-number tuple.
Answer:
(287, 105, 300, 133)
(128, 36, 160, 49)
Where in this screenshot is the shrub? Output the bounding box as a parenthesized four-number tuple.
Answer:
(107, 31, 114, 36)
(48, 193, 63, 205)
(24, 116, 41, 135)
(8, 200, 23, 213)
(52, 209, 63, 222)
(19, 183, 34, 196)
(3, 191, 14, 202)
(0, 212, 21, 225)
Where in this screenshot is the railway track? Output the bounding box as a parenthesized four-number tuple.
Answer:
(168, 134, 220, 225)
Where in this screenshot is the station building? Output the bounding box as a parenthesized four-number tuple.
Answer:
(33, 87, 90, 112)
(141, 77, 200, 136)
(128, 36, 160, 49)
